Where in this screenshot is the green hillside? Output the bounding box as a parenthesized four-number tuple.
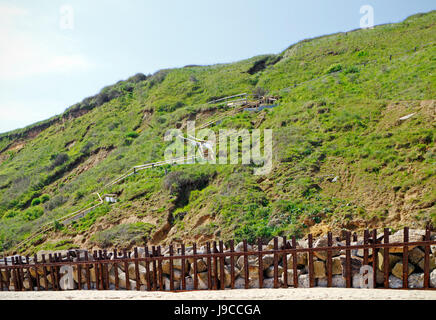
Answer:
(0, 11, 435, 254)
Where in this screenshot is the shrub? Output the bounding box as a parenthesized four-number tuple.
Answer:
(40, 194, 50, 203)
(2, 210, 19, 219)
(163, 169, 216, 195)
(126, 131, 139, 139)
(31, 198, 41, 206)
(53, 220, 63, 231)
(344, 66, 359, 74)
(51, 153, 69, 168)
(22, 206, 44, 221)
(80, 141, 94, 155)
(325, 64, 342, 74)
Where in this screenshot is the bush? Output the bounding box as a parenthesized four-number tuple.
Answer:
(40, 194, 50, 203)
(344, 66, 359, 74)
(23, 206, 44, 221)
(31, 198, 41, 206)
(325, 64, 342, 74)
(163, 169, 216, 195)
(2, 210, 19, 219)
(126, 131, 139, 139)
(51, 153, 69, 168)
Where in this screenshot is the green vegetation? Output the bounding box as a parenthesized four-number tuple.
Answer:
(0, 11, 435, 253)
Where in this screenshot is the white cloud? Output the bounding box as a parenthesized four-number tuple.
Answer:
(0, 3, 94, 78)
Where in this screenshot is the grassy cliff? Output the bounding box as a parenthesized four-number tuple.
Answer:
(0, 11, 435, 254)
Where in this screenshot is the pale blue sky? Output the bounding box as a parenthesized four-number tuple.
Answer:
(0, 0, 434, 133)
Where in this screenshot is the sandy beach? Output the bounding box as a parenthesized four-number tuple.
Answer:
(1, 288, 436, 300)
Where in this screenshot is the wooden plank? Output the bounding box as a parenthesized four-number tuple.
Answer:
(424, 228, 431, 289)
(229, 240, 235, 289)
(181, 244, 186, 291)
(144, 247, 152, 291)
(372, 230, 378, 289)
(48, 254, 57, 291)
(25, 256, 33, 291)
(327, 232, 333, 288)
(42, 254, 49, 291)
(134, 248, 141, 291)
(206, 243, 212, 290)
(157, 246, 163, 291)
(192, 243, 198, 290)
(281, 236, 287, 288)
(308, 234, 315, 288)
(151, 246, 157, 291)
(345, 233, 351, 288)
(243, 240, 249, 289)
(104, 250, 110, 290)
(383, 228, 390, 289)
(33, 254, 40, 291)
(123, 249, 130, 291)
(169, 245, 174, 291)
(258, 238, 264, 288)
(84, 251, 91, 290)
(273, 237, 279, 288)
(213, 241, 218, 290)
(292, 236, 298, 288)
(363, 230, 369, 288)
(403, 227, 409, 289)
(219, 241, 225, 290)
(113, 249, 119, 290)
(75, 251, 82, 291)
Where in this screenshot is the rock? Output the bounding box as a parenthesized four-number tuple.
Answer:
(108, 268, 137, 290)
(235, 242, 253, 252)
(417, 255, 436, 272)
(351, 241, 373, 257)
(281, 269, 301, 286)
(196, 272, 211, 290)
(73, 267, 88, 284)
(313, 237, 341, 260)
(408, 273, 424, 289)
(376, 269, 385, 285)
(408, 247, 425, 265)
(260, 254, 275, 270)
(162, 258, 190, 275)
(286, 252, 307, 268)
(163, 276, 180, 291)
(430, 269, 436, 288)
(389, 275, 403, 289)
(313, 260, 326, 278)
(317, 275, 346, 288)
(298, 274, 310, 288)
(431, 245, 436, 256)
(193, 259, 207, 273)
(391, 262, 415, 279)
(127, 263, 148, 284)
(185, 277, 194, 291)
(234, 277, 246, 289)
(217, 265, 232, 288)
(266, 265, 283, 278)
(332, 257, 342, 275)
(377, 251, 401, 272)
(352, 274, 362, 288)
(237, 256, 260, 280)
(262, 278, 275, 288)
(340, 255, 363, 276)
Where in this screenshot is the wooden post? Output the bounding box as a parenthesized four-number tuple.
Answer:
(243, 240, 249, 289)
(424, 228, 431, 289)
(84, 251, 91, 290)
(281, 236, 287, 288)
(273, 237, 279, 288)
(258, 238, 264, 288)
(113, 249, 119, 290)
(169, 245, 174, 291)
(33, 254, 40, 291)
(213, 241, 218, 290)
(292, 236, 298, 288)
(219, 241, 225, 290)
(372, 230, 378, 289)
(206, 243, 212, 290)
(181, 244, 186, 290)
(345, 232, 351, 288)
(123, 249, 130, 291)
(229, 240, 235, 289)
(383, 228, 390, 289)
(193, 243, 198, 290)
(308, 234, 315, 288)
(134, 248, 141, 291)
(363, 230, 369, 288)
(402, 227, 409, 289)
(144, 247, 151, 291)
(157, 246, 163, 291)
(327, 232, 333, 288)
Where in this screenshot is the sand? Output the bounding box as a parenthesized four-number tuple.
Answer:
(1, 288, 436, 300)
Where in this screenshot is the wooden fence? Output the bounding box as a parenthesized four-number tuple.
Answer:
(1, 227, 435, 292)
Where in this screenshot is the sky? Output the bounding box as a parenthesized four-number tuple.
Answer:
(0, 0, 435, 133)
